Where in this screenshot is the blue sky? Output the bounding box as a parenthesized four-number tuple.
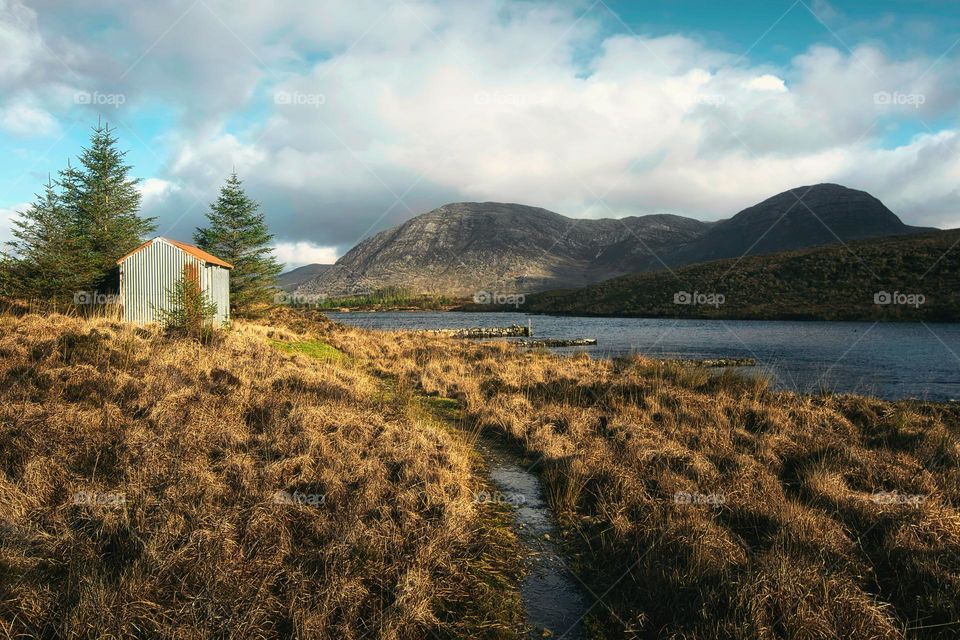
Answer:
(1, 0, 958, 267)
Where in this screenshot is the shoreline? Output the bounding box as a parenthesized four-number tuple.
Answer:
(320, 306, 960, 325)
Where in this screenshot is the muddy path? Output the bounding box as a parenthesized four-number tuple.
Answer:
(473, 434, 590, 639)
(371, 371, 591, 638)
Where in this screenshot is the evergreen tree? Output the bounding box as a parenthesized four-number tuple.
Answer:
(69, 120, 155, 290)
(2, 121, 154, 301)
(1, 177, 88, 301)
(194, 173, 282, 316)
(156, 267, 219, 341)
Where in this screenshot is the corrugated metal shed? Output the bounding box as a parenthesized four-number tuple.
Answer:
(117, 237, 232, 325)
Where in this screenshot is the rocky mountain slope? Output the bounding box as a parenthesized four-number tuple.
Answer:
(277, 263, 332, 292)
(297, 185, 929, 297)
(298, 203, 708, 296)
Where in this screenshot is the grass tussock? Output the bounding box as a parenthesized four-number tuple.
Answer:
(326, 323, 960, 639)
(0, 312, 524, 639)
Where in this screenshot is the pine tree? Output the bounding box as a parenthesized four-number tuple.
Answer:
(69, 120, 155, 290)
(156, 267, 219, 341)
(194, 173, 282, 316)
(1, 177, 88, 301)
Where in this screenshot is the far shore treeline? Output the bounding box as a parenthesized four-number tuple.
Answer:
(0, 121, 281, 318)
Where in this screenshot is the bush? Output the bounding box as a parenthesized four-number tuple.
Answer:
(156, 268, 220, 341)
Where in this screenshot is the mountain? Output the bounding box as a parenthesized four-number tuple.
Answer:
(522, 229, 960, 322)
(297, 185, 930, 297)
(670, 183, 929, 266)
(297, 203, 708, 296)
(277, 263, 333, 292)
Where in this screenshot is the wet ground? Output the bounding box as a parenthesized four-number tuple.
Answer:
(476, 436, 589, 639)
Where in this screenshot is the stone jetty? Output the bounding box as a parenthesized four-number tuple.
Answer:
(426, 324, 531, 338)
(515, 338, 597, 347)
(661, 357, 757, 367)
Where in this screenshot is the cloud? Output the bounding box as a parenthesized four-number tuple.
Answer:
(0, 202, 29, 248)
(137, 178, 180, 208)
(272, 241, 338, 269)
(744, 74, 787, 92)
(3, 0, 959, 255)
(0, 102, 58, 136)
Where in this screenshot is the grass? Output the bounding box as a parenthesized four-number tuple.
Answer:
(270, 338, 346, 362)
(327, 322, 960, 639)
(0, 310, 525, 639)
(2, 307, 958, 639)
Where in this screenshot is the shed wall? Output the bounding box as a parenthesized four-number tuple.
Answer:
(120, 240, 230, 325)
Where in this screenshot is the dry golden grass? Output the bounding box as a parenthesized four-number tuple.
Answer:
(0, 311, 524, 639)
(325, 324, 960, 639)
(2, 308, 958, 639)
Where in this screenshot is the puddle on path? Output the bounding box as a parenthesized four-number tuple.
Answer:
(476, 436, 589, 640)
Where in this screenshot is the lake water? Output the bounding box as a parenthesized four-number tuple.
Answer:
(327, 312, 960, 402)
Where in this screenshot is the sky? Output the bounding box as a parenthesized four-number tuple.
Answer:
(1, 0, 958, 269)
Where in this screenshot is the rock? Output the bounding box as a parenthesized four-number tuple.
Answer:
(515, 338, 596, 347)
(426, 325, 531, 338)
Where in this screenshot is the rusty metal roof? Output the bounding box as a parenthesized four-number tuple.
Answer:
(117, 237, 234, 269)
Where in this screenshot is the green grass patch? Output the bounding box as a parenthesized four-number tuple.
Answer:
(270, 339, 345, 362)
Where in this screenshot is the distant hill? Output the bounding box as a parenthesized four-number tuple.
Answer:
(522, 230, 960, 322)
(671, 183, 930, 265)
(296, 184, 932, 297)
(297, 203, 708, 297)
(276, 264, 332, 292)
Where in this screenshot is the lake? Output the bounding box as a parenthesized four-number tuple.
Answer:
(326, 311, 960, 402)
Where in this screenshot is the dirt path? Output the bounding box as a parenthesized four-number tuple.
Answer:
(476, 435, 589, 639)
(417, 393, 590, 639)
(282, 336, 590, 637)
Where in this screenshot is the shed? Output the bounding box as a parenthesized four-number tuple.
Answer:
(117, 237, 233, 325)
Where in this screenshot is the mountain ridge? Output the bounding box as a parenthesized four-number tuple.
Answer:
(520, 229, 960, 322)
(296, 184, 930, 297)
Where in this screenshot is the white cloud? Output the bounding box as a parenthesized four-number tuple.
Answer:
(0, 102, 58, 135)
(5, 0, 960, 250)
(272, 241, 338, 269)
(0, 202, 29, 247)
(744, 74, 787, 92)
(137, 178, 179, 207)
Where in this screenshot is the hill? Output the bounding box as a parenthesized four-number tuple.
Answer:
(297, 203, 708, 297)
(672, 183, 929, 265)
(523, 229, 960, 321)
(296, 185, 928, 297)
(276, 263, 332, 292)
